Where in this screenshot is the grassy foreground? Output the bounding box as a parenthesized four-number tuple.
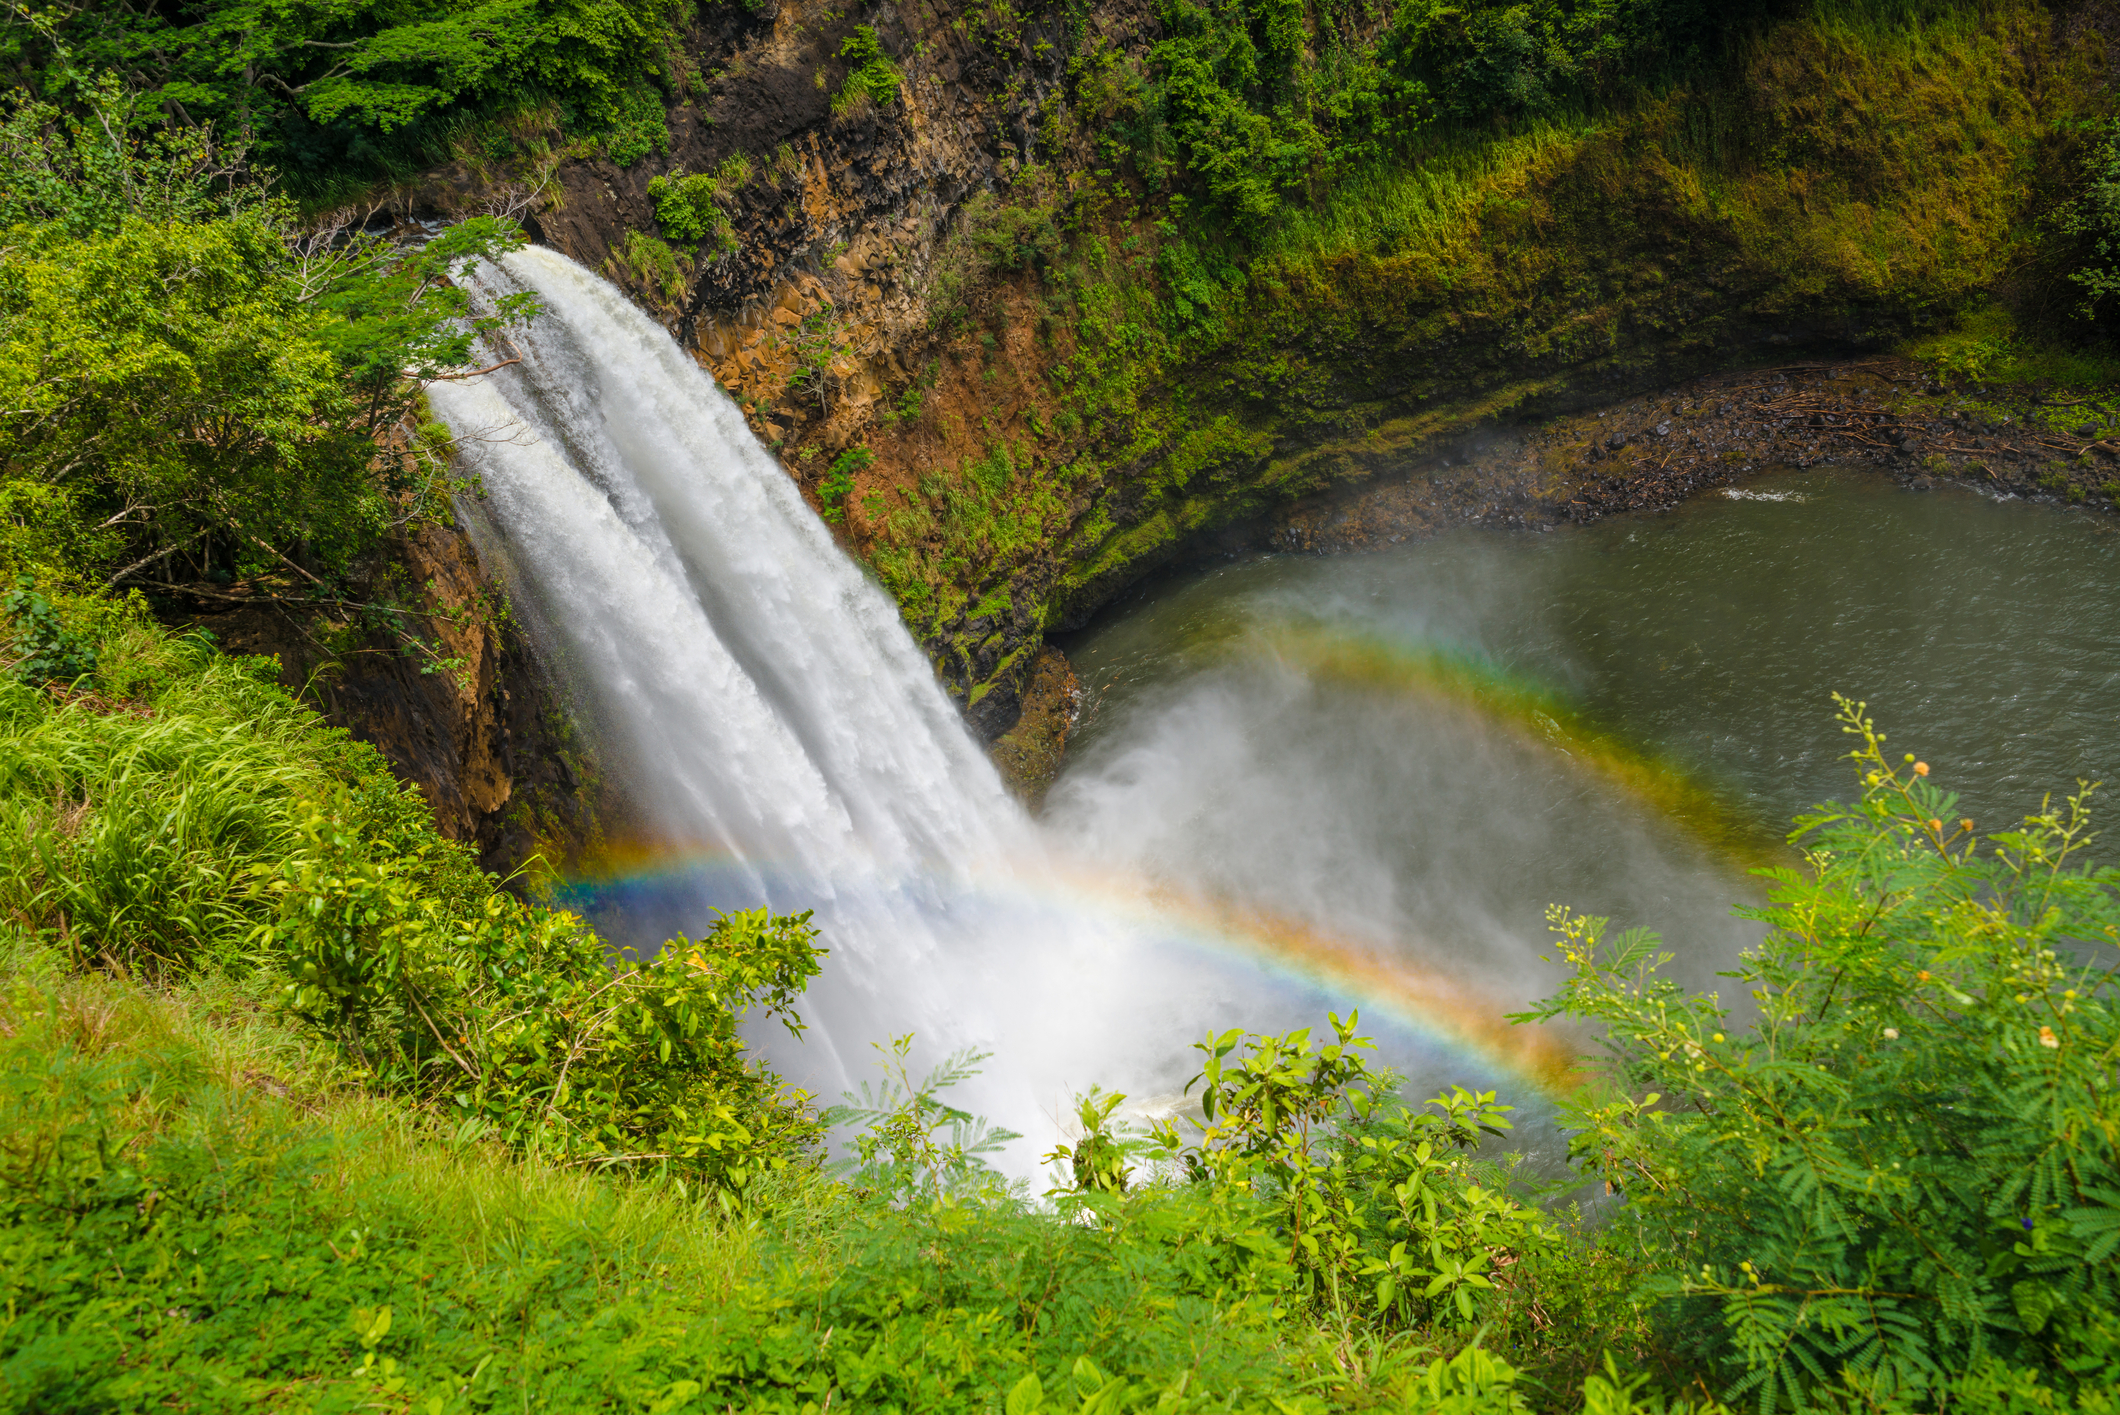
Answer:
(4, 596, 2119, 1413)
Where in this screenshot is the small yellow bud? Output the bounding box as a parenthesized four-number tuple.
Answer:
(1712, 1032, 1725, 1043)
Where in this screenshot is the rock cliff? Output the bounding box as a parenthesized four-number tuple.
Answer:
(292, 0, 2114, 855)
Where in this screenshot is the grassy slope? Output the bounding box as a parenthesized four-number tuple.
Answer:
(2, 935, 1674, 1413)
(0, 608, 1664, 1413)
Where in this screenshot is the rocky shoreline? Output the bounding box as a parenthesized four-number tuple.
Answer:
(1268, 357, 2120, 552)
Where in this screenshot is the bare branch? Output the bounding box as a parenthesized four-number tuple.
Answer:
(426, 357, 521, 382)
(102, 528, 207, 590)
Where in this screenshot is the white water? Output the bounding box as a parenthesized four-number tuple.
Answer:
(429, 247, 1225, 1157)
(429, 247, 1758, 1175)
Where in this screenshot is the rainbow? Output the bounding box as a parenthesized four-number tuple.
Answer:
(552, 845, 1591, 1098)
(1246, 623, 1791, 873)
(549, 629, 1774, 1102)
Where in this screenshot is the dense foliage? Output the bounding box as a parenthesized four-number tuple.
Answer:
(5, 3, 2120, 1410)
(8, 679, 2113, 1411)
(1522, 699, 2120, 1410)
(1, 0, 691, 184)
(0, 606, 827, 1198)
(0, 81, 534, 642)
(1136, 0, 1763, 230)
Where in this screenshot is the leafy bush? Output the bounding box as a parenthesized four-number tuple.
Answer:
(598, 81, 674, 167)
(1385, 0, 1733, 122)
(1135, 1013, 1558, 1327)
(1523, 697, 2120, 1410)
(1134, 0, 1751, 229)
(2064, 115, 2120, 320)
(818, 446, 875, 523)
(0, 608, 825, 1198)
(786, 305, 854, 414)
(2, 578, 95, 688)
(255, 811, 826, 1191)
(608, 226, 691, 306)
(7, 0, 692, 186)
(824, 1035, 1021, 1201)
(0, 87, 538, 592)
(647, 173, 719, 246)
(835, 25, 902, 115)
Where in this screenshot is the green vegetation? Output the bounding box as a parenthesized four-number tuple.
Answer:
(2, 576, 95, 687)
(2, 0, 692, 189)
(835, 25, 903, 116)
(7, 3, 2120, 1410)
(1526, 699, 2120, 1411)
(0, 86, 535, 602)
(869, 0, 2120, 659)
(647, 157, 749, 255)
(818, 445, 875, 523)
(2, 633, 2114, 1409)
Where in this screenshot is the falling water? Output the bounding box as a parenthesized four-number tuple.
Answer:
(428, 247, 1236, 1157)
(427, 246, 1773, 1171)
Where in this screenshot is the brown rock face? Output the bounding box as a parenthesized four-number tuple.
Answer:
(986, 645, 1081, 809)
(400, 0, 1094, 739)
(186, 520, 601, 878)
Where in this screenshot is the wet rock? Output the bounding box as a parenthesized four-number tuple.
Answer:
(986, 645, 1080, 809)
(174, 518, 599, 878)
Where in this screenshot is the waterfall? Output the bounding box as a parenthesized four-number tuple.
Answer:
(426, 247, 1641, 1174)
(426, 246, 1214, 1157)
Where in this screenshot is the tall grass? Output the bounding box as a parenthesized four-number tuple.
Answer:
(0, 636, 460, 974)
(1257, 123, 1598, 270)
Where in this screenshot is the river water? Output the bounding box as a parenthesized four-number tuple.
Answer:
(1046, 467, 2120, 1108)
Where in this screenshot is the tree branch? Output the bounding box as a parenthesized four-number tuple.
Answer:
(101, 529, 206, 590)
(426, 357, 521, 381)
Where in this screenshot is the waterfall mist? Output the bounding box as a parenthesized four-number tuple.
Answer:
(428, 246, 1764, 1173)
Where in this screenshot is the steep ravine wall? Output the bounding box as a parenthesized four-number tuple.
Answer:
(435, 3, 2109, 706)
(189, 521, 604, 877)
(298, 0, 2116, 865)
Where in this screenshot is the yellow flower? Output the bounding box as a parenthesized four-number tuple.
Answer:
(1914, 762, 1929, 776)
(2038, 1027, 2060, 1049)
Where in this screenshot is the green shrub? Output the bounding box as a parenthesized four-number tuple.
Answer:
(647, 169, 739, 254)
(1523, 697, 2120, 1410)
(1131, 1013, 1558, 1328)
(2, 578, 95, 688)
(0, 92, 540, 592)
(600, 83, 673, 167)
(608, 226, 691, 306)
(0, 609, 824, 1198)
(835, 26, 902, 115)
(9, 0, 694, 188)
(818, 447, 875, 524)
(254, 810, 826, 1192)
